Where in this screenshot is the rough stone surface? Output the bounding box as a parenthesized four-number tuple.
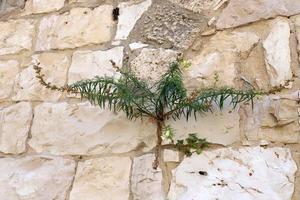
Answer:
(13, 53, 70, 101)
(0, 60, 19, 100)
(168, 147, 297, 200)
(115, 0, 152, 40)
(238, 39, 271, 91)
(168, 0, 221, 13)
(29, 102, 156, 155)
(217, 0, 300, 29)
(69, 157, 131, 200)
(131, 154, 164, 200)
(0, 155, 75, 200)
(185, 31, 260, 88)
(164, 149, 180, 162)
(133, 1, 208, 49)
(68, 47, 124, 84)
(0, 102, 32, 154)
(0, 19, 35, 55)
(291, 15, 300, 63)
(0, 0, 299, 198)
(69, 0, 103, 4)
(131, 48, 178, 86)
(36, 5, 113, 51)
(0, 0, 25, 16)
(241, 96, 300, 143)
(23, 0, 65, 15)
(169, 100, 240, 146)
(263, 17, 292, 87)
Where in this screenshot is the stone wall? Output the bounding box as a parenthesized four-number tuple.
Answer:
(0, 0, 299, 199)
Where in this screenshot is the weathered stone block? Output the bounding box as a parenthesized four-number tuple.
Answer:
(29, 102, 156, 155)
(36, 5, 114, 50)
(23, 0, 65, 15)
(168, 100, 241, 146)
(115, 0, 152, 40)
(168, 0, 219, 13)
(68, 47, 124, 84)
(130, 48, 178, 86)
(69, 157, 131, 200)
(241, 96, 300, 143)
(263, 17, 292, 87)
(291, 15, 300, 63)
(217, 0, 300, 29)
(132, 1, 208, 49)
(0, 60, 19, 100)
(186, 31, 260, 88)
(131, 154, 164, 200)
(168, 147, 297, 200)
(0, 102, 32, 154)
(13, 52, 70, 101)
(0, 19, 34, 55)
(0, 155, 75, 200)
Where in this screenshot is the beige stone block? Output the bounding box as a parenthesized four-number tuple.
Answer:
(0, 155, 75, 200)
(0, 19, 35, 55)
(131, 48, 178, 86)
(168, 147, 297, 200)
(131, 154, 164, 200)
(263, 17, 292, 87)
(69, 157, 131, 200)
(168, 100, 240, 146)
(217, 0, 300, 29)
(29, 102, 156, 155)
(13, 52, 70, 101)
(23, 0, 65, 15)
(0, 60, 19, 100)
(36, 5, 114, 50)
(114, 0, 152, 40)
(68, 47, 124, 84)
(241, 96, 300, 143)
(0, 102, 32, 154)
(185, 31, 260, 88)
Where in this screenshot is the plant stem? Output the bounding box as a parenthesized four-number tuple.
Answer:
(152, 120, 164, 169)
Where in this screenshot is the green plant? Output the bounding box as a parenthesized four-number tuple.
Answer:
(33, 57, 262, 169)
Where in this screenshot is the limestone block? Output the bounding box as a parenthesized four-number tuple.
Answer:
(130, 48, 178, 86)
(36, 5, 114, 51)
(0, 102, 32, 154)
(168, 100, 240, 146)
(133, 1, 208, 49)
(0, 60, 19, 100)
(131, 154, 164, 200)
(69, 0, 102, 4)
(186, 31, 260, 88)
(68, 46, 124, 84)
(0, 0, 25, 14)
(115, 0, 152, 40)
(241, 96, 300, 143)
(13, 52, 70, 101)
(0, 19, 34, 55)
(168, 147, 297, 200)
(217, 0, 300, 29)
(263, 17, 292, 87)
(23, 0, 65, 15)
(29, 102, 156, 155)
(291, 15, 300, 63)
(169, 0, 227, 13)
(69, 157, 131, 200)
(0, 155, 75, 200)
